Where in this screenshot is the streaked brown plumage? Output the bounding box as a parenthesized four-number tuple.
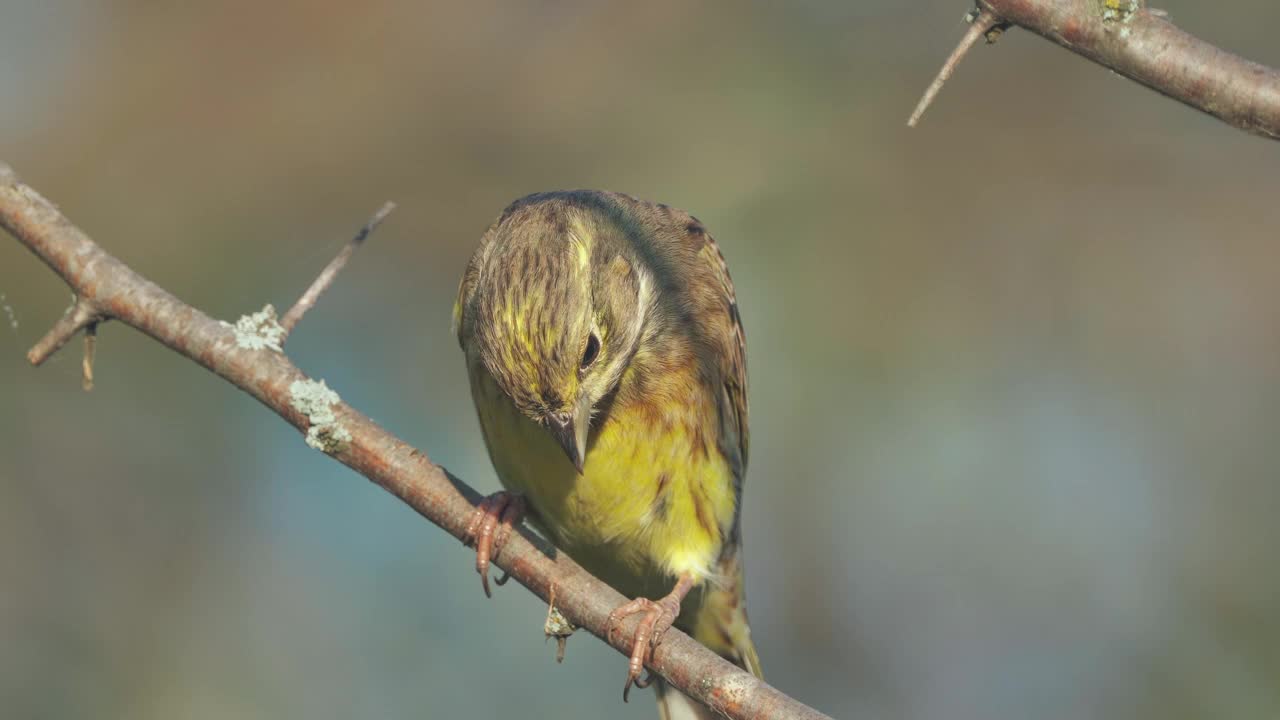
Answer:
(454, 191, 760, 718)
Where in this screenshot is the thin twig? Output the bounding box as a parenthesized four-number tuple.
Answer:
(0, 161, 831, 720)
(82, 321, 98, 391)
(279, 201, 397, 337)
(26, 298, 99, 366)
(908, 9, 1003, 127)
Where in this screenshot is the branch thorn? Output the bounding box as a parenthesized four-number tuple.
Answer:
(280, 201, 397, 339)
(907, 8, 1006, 127)
(27, 298, 102, 368)
(82, 321, 98, 391)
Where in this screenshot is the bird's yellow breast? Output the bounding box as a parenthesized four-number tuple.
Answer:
(469, 364, 734, 598)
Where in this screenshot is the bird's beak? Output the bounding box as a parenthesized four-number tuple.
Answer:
(547, 406, 590, 474)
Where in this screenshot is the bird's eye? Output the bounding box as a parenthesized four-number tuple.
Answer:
(580, 333, 601, 369)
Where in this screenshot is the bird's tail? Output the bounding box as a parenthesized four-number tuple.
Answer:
(656, 551, 762, 720)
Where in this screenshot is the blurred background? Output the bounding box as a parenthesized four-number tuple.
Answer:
(2, 2, 1279, 718)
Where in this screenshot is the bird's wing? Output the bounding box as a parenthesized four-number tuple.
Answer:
(697, 229, 749, 482)
(690, 224, 763, 679)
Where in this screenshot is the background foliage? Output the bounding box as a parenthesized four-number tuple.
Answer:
(2, 2, 1279, 718)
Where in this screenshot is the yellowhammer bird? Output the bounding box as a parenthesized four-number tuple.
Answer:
(453, 190, 761, 718)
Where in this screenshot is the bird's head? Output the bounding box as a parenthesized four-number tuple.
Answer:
(454, 193, 653, 472)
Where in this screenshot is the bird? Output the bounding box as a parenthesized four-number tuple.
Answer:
(453, 190, 761, 718)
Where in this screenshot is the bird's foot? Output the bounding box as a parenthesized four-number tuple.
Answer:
(606, 574, 695, 701)
(463, 491, 525, 597)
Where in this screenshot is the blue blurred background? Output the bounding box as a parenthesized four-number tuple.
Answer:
(3, 2, 1279, 718)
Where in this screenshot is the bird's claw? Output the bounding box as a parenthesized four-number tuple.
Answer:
(607, 592, 683, 702)
(463, 491, 524, 597)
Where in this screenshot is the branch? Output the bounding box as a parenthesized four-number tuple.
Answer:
(908, 9, 1005, 128)
(279, 200, 396, 338)
(0, 162, 831, 720)
(27, 296, 100, 366)
(911, 0, 1280, 140)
